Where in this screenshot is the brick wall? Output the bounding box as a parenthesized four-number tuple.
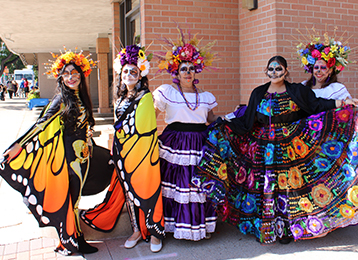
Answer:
(142, 0, 240, 131)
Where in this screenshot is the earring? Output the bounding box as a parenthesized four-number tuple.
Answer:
(326, 75, 331, 83)
(193, 79, 199, 85)
(312, 76, 316, 86)
(172, 78, 180, 84)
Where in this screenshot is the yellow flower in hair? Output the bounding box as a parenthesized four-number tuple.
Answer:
(301, 57, 308, 65)
(121, 48, 126, 54)
(330, 45, 338, 52)
(165, 51, 173, 60)
(138, 49, 146, 60)
(158, 60, 168, 70)
(321, 52, 333, 61)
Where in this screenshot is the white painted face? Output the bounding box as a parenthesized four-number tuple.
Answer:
(313, 59, 332, 84)
(178, 62, 195, 86)
(266, 61, 286, 83)
(62, 65, 81, 90)
(121, 64, 140, 89)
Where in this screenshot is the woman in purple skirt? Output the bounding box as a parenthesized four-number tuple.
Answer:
(153, 27, 219, 241)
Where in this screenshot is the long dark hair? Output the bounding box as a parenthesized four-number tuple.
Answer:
(56, 63, 95, 132)
(305, 69, 338, 89)
(113, 70, 149, 103)
(265, 55, 290, 78)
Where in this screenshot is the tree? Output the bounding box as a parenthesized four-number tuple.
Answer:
(0, 38, 24, 79)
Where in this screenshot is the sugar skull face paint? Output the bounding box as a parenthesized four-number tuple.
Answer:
(267, 61, 285, 79)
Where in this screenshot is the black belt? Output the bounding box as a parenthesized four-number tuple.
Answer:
(167, 122, 207, 132)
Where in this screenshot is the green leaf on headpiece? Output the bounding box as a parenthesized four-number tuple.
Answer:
(147, 53, 153, 62)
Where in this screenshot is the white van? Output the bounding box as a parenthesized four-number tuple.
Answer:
(14, 67, 34, 88)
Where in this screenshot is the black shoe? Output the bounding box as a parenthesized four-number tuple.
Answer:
(78, 235, 98, 254)
(278, 238, 293, 244)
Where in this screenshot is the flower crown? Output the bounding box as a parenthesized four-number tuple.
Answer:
(296, 27, 352, 74)
(157, 25, 217, 77)
(44, 47, 96, 78)
(113, 44, 153, 77)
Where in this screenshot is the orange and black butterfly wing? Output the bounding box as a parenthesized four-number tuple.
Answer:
(114, 92, 165, 239)
(0, 113, 79, 254)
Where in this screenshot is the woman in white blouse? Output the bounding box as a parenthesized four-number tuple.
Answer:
(153, 32, 220, 241)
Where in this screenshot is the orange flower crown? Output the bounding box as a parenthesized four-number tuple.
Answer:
(44, 47, 97, 78)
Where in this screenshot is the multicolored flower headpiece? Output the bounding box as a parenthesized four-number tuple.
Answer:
(295, 27, 352, 74)
(157, 24, 217, 77)
(113, 44, 153, 77)
(44, 47, 96, 78)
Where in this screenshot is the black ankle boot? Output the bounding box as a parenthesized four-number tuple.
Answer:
(278, 238, 293, 244)
(78, 235, 98, 254)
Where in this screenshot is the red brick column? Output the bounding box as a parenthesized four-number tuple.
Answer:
(112, 1, 121, 87)
(96, 37, 111, 114)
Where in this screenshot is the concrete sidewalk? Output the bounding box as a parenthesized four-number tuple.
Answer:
(1, 97, 358, 260)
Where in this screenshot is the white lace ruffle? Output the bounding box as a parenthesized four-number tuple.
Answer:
(159, 141, 202, 166)
(161, 182, 206, 204)
(164, 218, 217, 241)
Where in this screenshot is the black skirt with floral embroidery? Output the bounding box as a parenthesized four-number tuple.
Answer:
(193, 91, 358, 244)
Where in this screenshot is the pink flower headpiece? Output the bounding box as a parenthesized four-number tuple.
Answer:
(295, 27, 352, 74)
(156, 23, 217, 77)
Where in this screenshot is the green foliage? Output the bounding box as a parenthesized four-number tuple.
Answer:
(0, 38, 25, 77)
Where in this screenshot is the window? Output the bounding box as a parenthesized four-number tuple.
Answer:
(120, 0, 141, 46)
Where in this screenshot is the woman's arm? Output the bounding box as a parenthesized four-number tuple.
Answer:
(207, 110, 221, 124)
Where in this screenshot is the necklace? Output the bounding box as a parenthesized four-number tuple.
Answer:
(176, 83, 200, 111)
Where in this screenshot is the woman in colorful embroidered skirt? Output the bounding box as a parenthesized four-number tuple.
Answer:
(81, 44, 165, 253)
(0, 49, 99, 255)
(193, 53, 358, 244)
(152, 26, 220, 241)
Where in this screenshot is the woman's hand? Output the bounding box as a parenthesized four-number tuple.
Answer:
(337, 98, 358, 107)
(3, 143, 22, 161)
(345, 98, 358, 107)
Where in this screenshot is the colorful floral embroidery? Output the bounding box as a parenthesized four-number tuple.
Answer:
(342, 164, 355, 181)
(239, 221, 253, 235)
(265, 143, 274, 165)
(287, 146, 296, 161)
(308, 120, 323, 131)
(336, 107, 353, 123)
(275, 217, 285, 238)
(208, 129, 219, 145)
(314, 158, 332, 172)
(347, 186, 358, 206)
(219, 140, 230, 159)
(321, 141, 343, 159)
(257, 99, 272, 117)
(235, 166, 246, 184)
(234, 193, 241, 209)
(305, 216, 324, 235)
(347, 142, 358, 164)
(289, 100, 299, 112)
(217, 163, 228, 180)
(277, 194, 288, 214)
(201, 180, 216, 194)
(288, 167, 304, 189)
(292, 137, 309, 157)
(278, 173, 288, 190)
(311, 184, 333, 207)
(339, 204, 355, 218)
(291, 224, 304, 239)
(242, 194, 256, 214)
(299, 197, 313, 213)
(282, 126, 289, 137)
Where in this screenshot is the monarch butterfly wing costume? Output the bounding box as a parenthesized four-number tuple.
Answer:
(0, 105, 80, 255)
(81, 91, 165, 239)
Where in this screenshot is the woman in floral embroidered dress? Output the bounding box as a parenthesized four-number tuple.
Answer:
(193, 55, 358, 244)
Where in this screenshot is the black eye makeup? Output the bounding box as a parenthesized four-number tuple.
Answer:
(267, 67, 283, 72)
(122, 68, 139, 77)
(313, 65, 327, 70)
(180, 66, 195, 73)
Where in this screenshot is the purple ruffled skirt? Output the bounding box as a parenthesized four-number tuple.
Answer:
(159, 126, 217, 241)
